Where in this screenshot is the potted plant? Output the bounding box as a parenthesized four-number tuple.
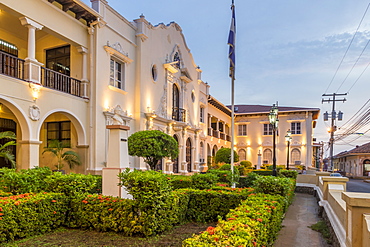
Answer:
(42, 140, 82, 173)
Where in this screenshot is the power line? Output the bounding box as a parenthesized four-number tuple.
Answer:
(336, 38, 370, 93)
(346, 60, 370, 93)
(324, 2, 370, 93)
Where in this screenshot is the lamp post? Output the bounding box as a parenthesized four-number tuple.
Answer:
(268, 103, 279, 176)
(285, 129, 292, 170)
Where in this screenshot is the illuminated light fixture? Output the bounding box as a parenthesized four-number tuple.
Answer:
(30, 83, 41, 100)
(0, 103, 3, 112)
(268, 103, 279, 176)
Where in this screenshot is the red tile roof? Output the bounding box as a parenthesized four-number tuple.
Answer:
(339, 142, 370, 156)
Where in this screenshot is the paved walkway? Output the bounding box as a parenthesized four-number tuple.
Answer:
(274, 193, 330, 247)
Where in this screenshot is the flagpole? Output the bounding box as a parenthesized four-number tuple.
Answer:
(228, 0, 236, 188)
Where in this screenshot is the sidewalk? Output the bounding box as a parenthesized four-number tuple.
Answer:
(274, 193, 330, 247)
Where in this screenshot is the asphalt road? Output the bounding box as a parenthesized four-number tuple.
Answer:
(346, 178, 370, 193)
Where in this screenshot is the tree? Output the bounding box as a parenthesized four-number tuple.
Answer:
(42, 140, 82, 171)
(0, 131, 16, 168)
(128, 130, 179, 170)
(214, 147, 239, 164)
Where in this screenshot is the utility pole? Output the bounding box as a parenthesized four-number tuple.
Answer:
(322, 93, 347, 171)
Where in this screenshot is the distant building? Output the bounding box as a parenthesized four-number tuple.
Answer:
(334, 143, 370, 177)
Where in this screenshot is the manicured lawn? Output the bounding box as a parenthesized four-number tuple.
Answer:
(2, 222, 214, 247)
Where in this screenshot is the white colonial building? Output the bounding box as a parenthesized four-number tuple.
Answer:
(0, 0, 320, 191)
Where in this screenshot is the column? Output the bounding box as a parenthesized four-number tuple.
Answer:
(193, 133, 200, 172)
(342, 192, 370, 247)
(19, 17, 43, 84)
(102, 125, 131, 198)
(181, 129, 188, 174)
(77, 46, 89, 99)
(18, 140, 42, 169)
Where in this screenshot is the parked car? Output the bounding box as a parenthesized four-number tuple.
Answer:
(330, 173, 342, 177)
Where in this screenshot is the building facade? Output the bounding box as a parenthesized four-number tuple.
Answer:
(0, 0, 320, 175)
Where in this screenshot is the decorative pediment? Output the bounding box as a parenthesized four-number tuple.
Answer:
(163, 62, 179, 74)
(104, 105, 133, 126)
(262, 141, 272, 147)
(104, 42, 133, 64)
(236, 141, 248, 148)
(180, 68, 192, 83)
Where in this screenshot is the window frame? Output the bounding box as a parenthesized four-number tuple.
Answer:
(110, 58, 125, 90)
(238, 124, 247, 136)
(46, 121, 71, 147)
(291, 122, 301, 134)
(263, 123, 273, 135)
(200, 107, 205, 123)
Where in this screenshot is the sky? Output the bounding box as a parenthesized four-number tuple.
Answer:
(82, 0, 370, 156)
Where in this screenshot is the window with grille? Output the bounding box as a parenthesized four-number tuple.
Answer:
(110, 59, 124, 90)
(291, 122, 301, 134)
(238, 124, 247, 136)
(47, 121, 71, 147)
(263, 149, 272, 164)
(238, 149, 246, 161)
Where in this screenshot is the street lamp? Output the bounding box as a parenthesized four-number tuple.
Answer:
(268, 103, 279, 176)
(285, 129, 292, 170)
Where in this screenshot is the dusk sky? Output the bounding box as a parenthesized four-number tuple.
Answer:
(82, 0, 370, 156)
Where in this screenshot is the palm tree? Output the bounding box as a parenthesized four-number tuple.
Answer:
(0, 131, 16, 168)
(42, 140, 82, 171)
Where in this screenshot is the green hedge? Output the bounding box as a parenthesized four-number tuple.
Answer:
(181, 187, 255, 222)
(279, 170, 298, 179)
(0, 168, 100, 196)
(0, 192, 68, 242)
(183, 193, 285, 246)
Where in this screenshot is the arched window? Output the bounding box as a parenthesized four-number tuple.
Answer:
(186, 138, 192, 172)
(200, 142, 204, 162)
(238, 149, 246, 161)
(263, 149, 272, 164)
(172, 135, 179, 173)
(291, 148, 301, 164)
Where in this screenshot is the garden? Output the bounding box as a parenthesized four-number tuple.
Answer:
(0, 130, 297, 246)
(0, 166, 296, 246)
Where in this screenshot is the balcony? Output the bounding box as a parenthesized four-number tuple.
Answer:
(41, 67, 82, 98)
(172, 107, 186, 122)
(0, 51, 25, 81)
(0, 51, 84, 98)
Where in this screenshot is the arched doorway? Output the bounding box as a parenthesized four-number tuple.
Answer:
(172, 135, 179, 173)
(186, 138, 192, 172)
(263, 149, 272, 164)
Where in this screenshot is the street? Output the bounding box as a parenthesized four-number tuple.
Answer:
(346, 178, 370, 193)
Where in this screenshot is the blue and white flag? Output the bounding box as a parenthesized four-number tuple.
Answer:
(228, 2, 236, 79)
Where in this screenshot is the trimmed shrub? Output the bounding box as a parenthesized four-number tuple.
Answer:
(0, 167, 53, 194)
(219, 164, 231, 170)
(238, 172, 259, 188)
(44, 173, 99, 196)
(279, 170, 298, 179)
(182, 187, 255, 222)
(190, 173, 218, 190)
(167, 175, 192, 189)
(183, 193, 285, 247)
(214, 148, 239, 164)
(0, 193, 68, 242)
(240, 160, 252, 168)
(252, 175, 295, 209)
(208, 169, 240, 186)
(252, 170, 273, 176)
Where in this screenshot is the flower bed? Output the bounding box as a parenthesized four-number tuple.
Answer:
(0, 192, 68, 242)
(183, 193, 285, 247)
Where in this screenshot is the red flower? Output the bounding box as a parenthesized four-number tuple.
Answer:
(53, 211, 56, 214)
(51, 200, 57, 202)
(82, 200, 88, 204)
(227, 218, 235, 221)
(108, 208, 113, 211)
(257, 218, 263, 222)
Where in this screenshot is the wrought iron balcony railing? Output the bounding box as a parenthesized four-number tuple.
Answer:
(0, 51, 25, 81)
(41, 67, 82, 98)
(172, 107, 186, 122)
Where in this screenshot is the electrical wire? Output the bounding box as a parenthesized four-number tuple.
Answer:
(336, 39, 370, 92)
(324, 2, 370, 94)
